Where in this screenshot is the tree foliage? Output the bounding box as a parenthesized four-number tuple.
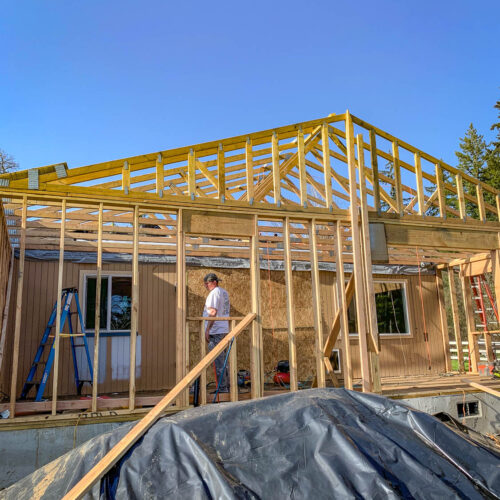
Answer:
(0, 149, 19, 174)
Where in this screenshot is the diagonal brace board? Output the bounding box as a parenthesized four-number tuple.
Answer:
(312, 275, 355, 388)
(253, 128, 322, 202)
(62, 313, 256, 500)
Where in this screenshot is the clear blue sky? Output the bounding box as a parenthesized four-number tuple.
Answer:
(1, 0, 499, 171)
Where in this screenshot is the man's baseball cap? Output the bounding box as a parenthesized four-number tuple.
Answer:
(203, 272, 220, 283)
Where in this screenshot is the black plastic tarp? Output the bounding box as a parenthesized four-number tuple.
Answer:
(3, 389, 500, 499)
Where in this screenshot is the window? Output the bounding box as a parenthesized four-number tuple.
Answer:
(347, 280, 410, 336)
(457, 401, 480, 418)
(82, 272, 132, 335)
(329, 349, 341, 373)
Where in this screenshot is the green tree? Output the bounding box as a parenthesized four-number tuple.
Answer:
(455, 123, 489, 218)
(486, 97, 500, 190)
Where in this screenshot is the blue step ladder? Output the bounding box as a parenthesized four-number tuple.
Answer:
(20, 287, 93, 402)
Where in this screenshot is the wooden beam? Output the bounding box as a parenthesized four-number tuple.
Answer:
(129, 205, 139, 410)
(62, 313, 256, 500)
(250, 216, 262, 398)
(369, 129, 381, 214)
(436, 269, 451, 372)
(271, 131, 281, 206)
(51, 199, 66, 415)
(229, 319, 238, 402)
(346, 112, 371, 392)
(176, 209, 188, 406)
(297, 127, 307, 208)
(245, 137, 254, 203)
(283, 217, 298, 391)
(156, 154, 164, 195)
(217, 143, 225, 202)
(310, 219, 325, 388)
(199, 321, 207, 405)
(448, 268, 465, 373)
(435, 163, 446, 218)
(392, 141, 403, 216)
(460, 266, 479, 374)
(187, 149, 196, 199)
(357, 135, 381, 393)
(323, 275, 355, 355)
(0, 252, 14, 375)
(476, 184, 486, 222)
(8, 196, 27, 416)
(335, 222, 353, 388)
(456, 173, 466, 220)
(414, 153, 425, 216)
(357, 135, 380, 356)
(321, 122, 333, 210)
(122, 161, 130, 194)
(465, 380, 500, 398)
(92, 203, 103, 412)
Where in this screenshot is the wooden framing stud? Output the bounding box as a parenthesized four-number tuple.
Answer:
(283, 217, 298, 391)
(9, 196, 27, 418)
(129, 205, 139, 410)
(51, 199, 66, 415)
(92, 202, 103, 412)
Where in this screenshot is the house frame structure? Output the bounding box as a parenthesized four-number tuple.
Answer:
(1, 110, 500, 423)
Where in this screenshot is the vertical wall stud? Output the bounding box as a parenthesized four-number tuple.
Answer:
(250, 216, 262, 399)
(346, 112, 372, 392)
(9, 196, 27, 417)
(335, 222, 353, 388)
(92, 202, 103, 412)
(436, 269, 451, 372)
(309, 219, 326, 388)
(283, 217, 298, 391)
(129, 205, 139, 410)
(448, 267, 465, 372)
(51, 199, 66, 415)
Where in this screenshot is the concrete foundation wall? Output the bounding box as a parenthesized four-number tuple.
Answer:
(0, 421, 126, 490)
(398, 392, 500, 435)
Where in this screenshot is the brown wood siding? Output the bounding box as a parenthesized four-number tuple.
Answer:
(1, 260, 177, 398)
(0, 204, 12, 344)
(0, 260, 446, 400)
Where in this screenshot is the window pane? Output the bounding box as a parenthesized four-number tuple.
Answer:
(346, 281, 409, 335)
(110, 277, 132, 330)
(374, 282, 408, 334)
(85, 277, 108, 330)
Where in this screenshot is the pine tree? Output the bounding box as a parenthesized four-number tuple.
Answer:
(455, 123, 489, 218)
(486, 97, 500, 190)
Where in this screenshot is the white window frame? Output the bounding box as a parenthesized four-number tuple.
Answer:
(79, 270, 132, 334)
(346, 278, 412, 338)
(330, 348, 341, 373)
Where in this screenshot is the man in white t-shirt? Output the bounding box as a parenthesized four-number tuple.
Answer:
(203, 272, 231, 393)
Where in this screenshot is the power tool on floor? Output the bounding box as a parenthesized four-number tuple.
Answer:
(273, 360, 290, 386)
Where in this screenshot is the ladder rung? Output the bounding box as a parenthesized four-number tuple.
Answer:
(60, 333, 84, 337)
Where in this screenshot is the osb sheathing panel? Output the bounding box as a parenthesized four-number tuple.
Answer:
(187, 267, 318, 384)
